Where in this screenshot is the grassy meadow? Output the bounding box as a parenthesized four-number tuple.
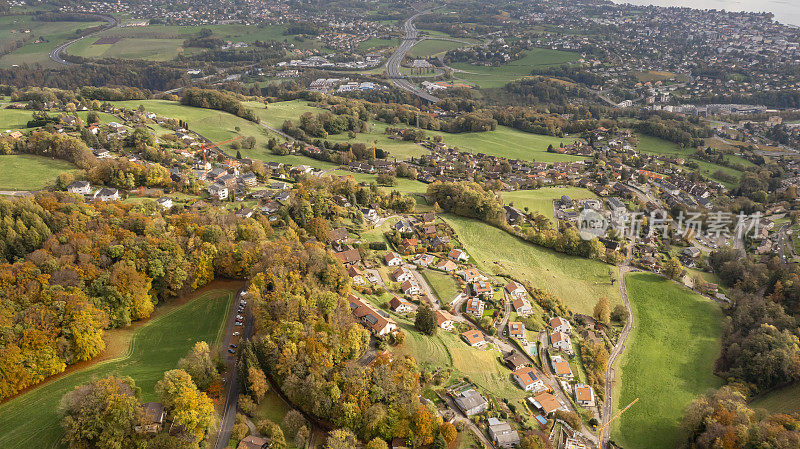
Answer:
(750, 382, 800, 415)
(0, 155, 78, 190)
(0, 286, 234, 449)
(502, 187, 597, 222)
(0, 15, 105, 68)
(611, 273, 723, 449)
(449, 48, 580, 88)
(443, 214, 621, 315)
(421, 269, 462, 305)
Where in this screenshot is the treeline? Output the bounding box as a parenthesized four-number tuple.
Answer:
(0, 62, 189, 91)
(0, 192, 277, 400)
(33, 11, 106, 22)
(633, 117, 711, 148)
(181, 87, 258, 122)
(492, 107, 567, 137)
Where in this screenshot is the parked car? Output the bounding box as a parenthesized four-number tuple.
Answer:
(232, 331, 240, 336)
(228, 348, 236, 354)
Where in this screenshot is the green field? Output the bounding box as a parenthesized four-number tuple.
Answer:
(502, 187, 597, 222)
(0, 109, 120, 131)
(358, 38, 396, 52)
(449, 48, 580, 88)
(0, 15, 105, 68)
(443, 214, 621, 315)
(421, 269, 462, 305)
(408, 39, 466, 58)
(0, 155, 78, 190)
(429, 126, 583, 162)
(612, 273, 723, 449)
(750, 382, 800, 415)
(328, 170, 428, 195)
(0, 286, 234, 449)
(67, 36, 196, 61)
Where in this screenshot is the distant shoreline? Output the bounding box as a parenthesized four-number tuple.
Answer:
(609, 0, 800, 27)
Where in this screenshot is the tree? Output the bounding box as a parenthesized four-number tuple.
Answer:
(440, 422, 457, 444)
(325, 429, 360, 449)
(433, 434, 447, 449)
(248, 366, 269, 403)
(554, 410, 580, 430)
(611, 304, 627, 323)
(415, 305, 437, 335)
(155, 369, 214, 442)
(593, 296, 610, 325)
(177, 341, 218, 391)
(662, 257, 683, 280)
(366, 438, 388, 449)
(258, 419, 287, 449)
(282, 410, 306, 438)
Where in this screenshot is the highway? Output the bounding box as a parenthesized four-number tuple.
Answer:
(385, 10, 440, 103)
(49, 14, 118, 65)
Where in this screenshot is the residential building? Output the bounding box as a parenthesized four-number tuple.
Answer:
(460, 267, 485, 283)
(449, 248, 469, 262)
(392, 267, 413, 282)
(504, 352, 529, 371)
(329, 227, 349, 244)
(412, 253, 436, 267)
(238, 435, 269, 449)
(157, 197, 173, 210)
(94, 187, 120, 202)
(67, 180, 91, 195)
(390, 296, 414, 314)
(487, 418, 520, 448)
(348, 266, 366, 285)
(471, 280, 492, 297)
(551, 355, 574, 379)
(529, 392, 567, 415)
(461, 329, 486, 347)
(512, 297, 533, 317)
(453, 389, 488, 416)
(385, 252, 403, 266)
(549, 331, 573, 353)
(504, 281, 526, 298)
(135, 402, 165, 434)
(436, 310, 455, 330)
(512, 366, 546, 392)
(465, 298, 485, 317)
(334, 248, 362, 267)
(508, 321, 526, 342)
(347, 295, 397, 336)
(207, 183, 229, 200)
(549, 316, 572, 334)
(436, 259, 457, 272)
(400, 280, 419, 296)
(574, 383, 596, 408)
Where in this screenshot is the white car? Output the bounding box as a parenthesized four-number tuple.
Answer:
(236, 314, 243, 320)
(232, 331, 240, 336)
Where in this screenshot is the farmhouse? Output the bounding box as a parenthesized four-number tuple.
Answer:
(508, 321, 526, 342)
(436, 310, 455, 330)
(574, 383, 596, 407)
(512, 297, 533, 317)
(347, 295, 397, 336)
(550, 355, 574, 379)
(550, 316, 572, 334)
(461, 329, 486, 347)
(385, 252, 403, 266)
(134, 402, 165, 434)
(465, 298, 485, 317)
(334, 248, 362, 267)
(504, 281, 526, 298)
(549, 331, 573, 353)
(512, 366, 546, 392)
(453, 389, 488, 416)
(487, 417, 520, 448)
(67, 180, 91, 195)
(348, 266, 366, 285)
(389, 297, 414, 314)
(238, 436, 269, 449)
(329, 227, 350, 244)
(529, 392, 567, 415)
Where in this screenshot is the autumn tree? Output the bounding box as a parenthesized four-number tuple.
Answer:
(248, 366, 269, 403)
(178, 341, 219, 391)
(439, 422, 457, 444)
(326, 429, 360, 449)
(366, 438, 388, 449)
(593, 296, 610, 325)
(282, 409, 307, 438)
(662, 257, 683, 280)
(258, 419, 287, 449)
(155, 369, 215, 442)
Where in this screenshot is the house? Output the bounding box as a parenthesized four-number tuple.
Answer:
(135, 402, 165, 434)
(93, 148, 110, 158)
(94, 187, 119, 202)
(271, 181, 289, 190)
(550, 355, 573, 379)
(504, 352, 529, 371)
(385, 252, 403, 266)
(8, 130, 23, 139)
(392, 267, 413, 283)
(361, 208, 379, 222)
(347, 295, 397, 336)
(449, 248, 469, 262)
(240, 172, 258, 186)
(390, 297, 414, 314)
(504, 205, 525, 225)
(400, 280, 419, 296)
(207, 183, 229, 200)
(574, 383, 596, 407)
(436, 259, 457, 272)
(238, 435, 269, 449)
(235, 207, 254, 219)
(512, 366, 546, 392)
(157, 197, 173, 210)
(529, 392, 567, 415)
(436, 310, 455, 330)
(549, 316, 572, 334)
(683, 247, 701, 258)
(274, 191, 291, 203)
(461, 329, 486, 347)
(453, 389, 488, 416)
(471, 280, 492, 297)
(412, 253, 435, 267)
(260, 201, 281, 214)
(465, 298, 485, 317)
(459, 267, 485, 283)
(512, 297, 533, 317)
(108, 121, 126, 133)
(549, 331, 573, 353)
(504, 281, 526, 298)
(508, 321, 526, 342)
(334, 248, 362, 267)
(67, 180, 91, 195)
(329, 227, 350, 244)
(348, 266, 366, 285)
(487, 417, 520, 448)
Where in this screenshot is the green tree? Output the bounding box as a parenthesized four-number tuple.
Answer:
(662, 257, 683, 280)
(415, 305, 437, 335)
(177, 341, 219, 391)
(155, 369, 214, 442)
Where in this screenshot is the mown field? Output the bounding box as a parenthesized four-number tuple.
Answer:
(502, 187, 597, 222)
(0, 155, 78, 190)
(408, 39, 467, 58)
(449, 48, 580, 88)
(328, 170, 429, 194)
(421, 268, 462, 305)
(429, 126, 582, 162)
(67, 36, 199, 61)
(612, 273, 723, 449)
(0, 15, 104, 68)
(750, 382, 800, 415)
(443, 214, 621, 315)
(0, 286, 234, 449)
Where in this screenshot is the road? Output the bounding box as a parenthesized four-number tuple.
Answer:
(212, 287, 255, 449)
(49, 14, 118, 65)
(385, 9, 440, 103)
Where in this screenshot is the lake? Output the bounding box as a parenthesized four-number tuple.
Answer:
(611, 0, 800, 26)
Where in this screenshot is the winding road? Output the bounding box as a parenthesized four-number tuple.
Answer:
(49, 14, 118, 65)
(385, 9, 440, 103)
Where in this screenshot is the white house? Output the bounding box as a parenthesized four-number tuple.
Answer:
(448, 248, 469, 262)
(574, 383, 596, 408)
(549, 331, 573, 353)
(512, 297, 533, 317)
(465, 298, 485, 317)
(384, 252, 403, 266)
(436, 310, 455, 330)
(550, 354, 574, 379)
(549, 316, 572, 334)
(94, 187, 119, 202)
(67, 180, 91, 195)
(390, 297, 414, 314)
(512, 367, 546, 392)
(392, 267, 414, 283)
(504, 281, 526, 298)
(157, 197, 173, 210)
(400, 280, 419, 296)
(207, 183, 229, 200)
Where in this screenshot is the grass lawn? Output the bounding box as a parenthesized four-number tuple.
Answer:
(636, 134, 745, 188)
(449, 48, 579, 88)
(408, 39, 466, 58)
(0, 15, 105, 68)
(0, 109, 37, 130)
(443, 214, 621, 315)
(112, 99, 337, 170)
(421, 269, 462, 305)
(328, 170, 429, 195)
(750, 382, 800, 415)
(0, 155, 78, 190)
(67, 36, 198, 61)
(0, 285, 235, 449)
(503, 187, 597, 223)
(611, 273, 723, 449)
(358, 38, 396, 51)
(395, 322, 527, 401)
(428, 126, 583, 162)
